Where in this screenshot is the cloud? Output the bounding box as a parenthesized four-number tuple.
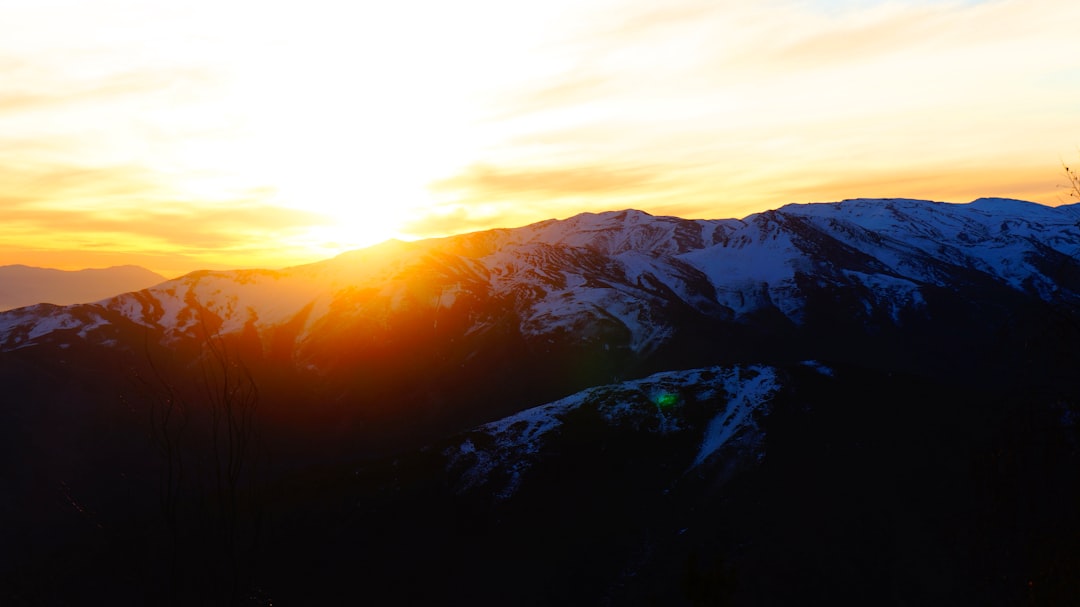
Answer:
(0, 199, 334, 276)
(459, 0, 1079, 213)
(430, 163, 668, 202)
(0, 63, 217, 114)
(783, 164, 1066, 206)
(401, 206, 506, 238)
(490, 72, 615, 122)
(3, 201, 328, 248)
(759, 7, 948, 72)
(482, 0, 1080, 128)
(0, 164, 163, 211)
(0, 162, 331, 262)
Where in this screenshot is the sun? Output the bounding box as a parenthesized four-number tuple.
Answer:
(156, 60, 474, 259)
(161, 6, 511, 258)
(121, 0, 570, 265)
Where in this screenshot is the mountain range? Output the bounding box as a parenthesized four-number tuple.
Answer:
(0, 264, 166, 312)
(3, 198, 1080, 605)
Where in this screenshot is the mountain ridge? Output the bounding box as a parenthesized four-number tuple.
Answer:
(0, 264, 167, 312)
(4, 197, 1080, 376)
(4, 197, 1080, 604)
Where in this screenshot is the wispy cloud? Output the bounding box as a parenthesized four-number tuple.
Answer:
(439, 0, 1080, 222)
(0, 160, 332, 272)
(431, 163, 668, 201)
(401, 206, 509, 239)
(0, 64, 215, 114)
(2, 200, 329, 248)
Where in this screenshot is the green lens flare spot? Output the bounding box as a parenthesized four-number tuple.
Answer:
(652, 390, 679, 410)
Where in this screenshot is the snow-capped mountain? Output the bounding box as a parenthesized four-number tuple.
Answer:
(4, 198, 1080, 605)
(4, 197, 1078, 357)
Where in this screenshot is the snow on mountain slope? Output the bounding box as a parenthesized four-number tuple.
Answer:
(481, 241, 682, 352)
(106, 269, 331, 339)
(100, 239, 455, 338)
(679, 213, 808, 319)
(0, 303, 110, 351)
(681, 198, 1080, 322)
(778, 198, 1080, 296)
(444, 365, 782, 499)
(2, 198, 1079, 358)
(521, 209, 711, 256)
(692, 366, 779, 466)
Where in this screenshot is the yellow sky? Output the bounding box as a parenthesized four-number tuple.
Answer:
(2, 0, 1079, 277)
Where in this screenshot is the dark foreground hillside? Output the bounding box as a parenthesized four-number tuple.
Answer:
(3, 359, 1079, 606)
(241, 365, 1080, 606)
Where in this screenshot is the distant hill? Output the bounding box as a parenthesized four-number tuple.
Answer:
(0, 264, 167, 311)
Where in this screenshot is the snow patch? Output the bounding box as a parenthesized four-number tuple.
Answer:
(446, 390, 590, 498)
(692, 367, 779, 467)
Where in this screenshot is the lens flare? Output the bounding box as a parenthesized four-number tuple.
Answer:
(651, 390, 680, 410)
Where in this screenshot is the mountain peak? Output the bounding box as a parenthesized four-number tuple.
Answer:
(967, 196, 1045, 207)
(964, 197, 1064, 217)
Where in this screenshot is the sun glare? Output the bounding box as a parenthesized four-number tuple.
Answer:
(134, 0, 567, 259)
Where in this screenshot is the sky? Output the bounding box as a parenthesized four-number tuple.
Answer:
(2, 0, 1079, 277)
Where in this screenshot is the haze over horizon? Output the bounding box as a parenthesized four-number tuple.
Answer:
(3, 0, 1078, 277)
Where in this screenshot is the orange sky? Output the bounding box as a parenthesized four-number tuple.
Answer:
(2, 0, 1079, 277)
